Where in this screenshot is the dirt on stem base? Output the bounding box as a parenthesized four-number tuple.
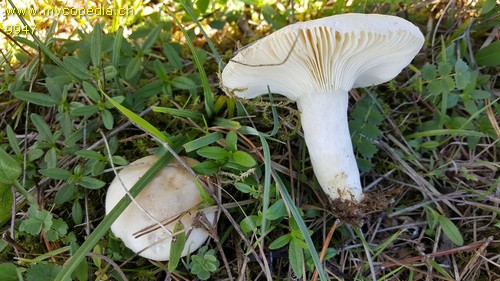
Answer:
(328, 192, 389, 226)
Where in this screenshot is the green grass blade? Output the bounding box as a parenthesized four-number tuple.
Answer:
(177, 0, 222, 64)
(103, 93, 172, 145)
(112, 28, 123, 68)
(272, 169, 328, 281)
(183, 132, 223, 152)
(267, 90, 280, 137)
(377, 266, 404, 281)
(163, 6, 214, 117)
(151, 107, 203, 121)
(258, 134, 272, 237)
(373, 229, 405, 259)
(406, 129, 485, 139)
(54, 151, 180, 281)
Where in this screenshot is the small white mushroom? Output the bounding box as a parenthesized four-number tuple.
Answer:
(222, 13, 424, 204)
(105, 155, 215, 261)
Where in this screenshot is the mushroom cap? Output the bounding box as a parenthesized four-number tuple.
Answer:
(221, 13, 424, 101)
(105, 155, 215, 261)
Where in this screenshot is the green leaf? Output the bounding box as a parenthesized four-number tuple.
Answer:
(420, 140, 440, 149)
(102, 65, 118, 81)
(91, 22, 102, 68)
(234, 182, 252, 194)
(31, 113, 53, 142)
(168, 221, 186, 271)
(421, 64, 437, 80)
(72, 258, 88, 281)
(13, 91, 56, 107)
(266, 199, 288, 221)
(20, 207, 52, 236)
(475, 40, 500, 66)
(225, 131, 238, 152)
(72, 200, 83, 224)
(427, 79, 443, 95)
(471, 90, 492, 100)
(192, 161, 219, 175)
(125, 57, 141, 80)
(142, 25, 162, 53)
(0, 148, 21, 185)
(441, 76, 455, 92)
(20, 218, 43, 235)
(111, 156, 128, 166)
(101, 109, 114, 130)
(82, 81, 100, 102)
(231, 151, 257, 167)
(269, 234, 291, 249)
(197, 147, 228, 160)
(163, 44, 183, 69)
(6, 125, 21, 156)
(39, 168, 72, 180)
(183, 132, 223, 153)
(54, 184, 75, 204)
(62, 57, 92, 80)
(438, 216, 464, 246)
(240, 215, 260, 234)
(75, 150, 103, 160)
(71, 104, 99, 117)
(437, 61, 452, 76)
(45, 148, 58, 168)
(26, 264, 68, 281)
(104, 96, 125, 109)
(454, 59, 471, 90)
(289, 239, 304, 278)
(0, 184, 13, 227)
(79, 176, 105, 189)
(196, 0, 209, 13)
(209, 20, 225, 30)
(480, 0, 496, 14)
(45, 218, 68, 241)
(0, 263, 18, 281)
(356, 139, 378, 158)
(171, 76, 196, 90)
(424, 206, 439, 230)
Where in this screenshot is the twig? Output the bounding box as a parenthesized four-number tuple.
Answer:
(197, 213, 234, 281)
(311, 219, 341, 281)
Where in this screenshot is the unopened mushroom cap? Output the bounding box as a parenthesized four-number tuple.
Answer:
(105, 155, 216, 261)
(222, 13, 424, 100)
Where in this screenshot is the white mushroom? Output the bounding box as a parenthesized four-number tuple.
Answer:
(222, 13, 424, 203)
(105, 155, 215, 261)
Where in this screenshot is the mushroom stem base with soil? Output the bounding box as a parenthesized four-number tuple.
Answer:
(298, 90, 363, 202)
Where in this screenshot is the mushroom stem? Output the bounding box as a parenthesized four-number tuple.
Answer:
(297, 91, 363, 202)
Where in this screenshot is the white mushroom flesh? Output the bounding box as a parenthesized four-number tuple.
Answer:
(105, 156, 215, 261)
